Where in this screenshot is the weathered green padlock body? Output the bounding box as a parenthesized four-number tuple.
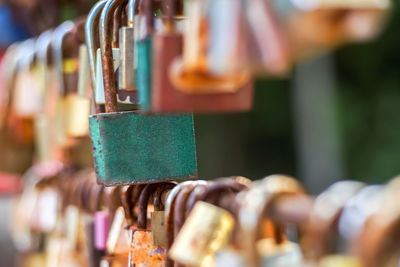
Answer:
(137, 36, 152, 110)
(89, 112, 197, 185)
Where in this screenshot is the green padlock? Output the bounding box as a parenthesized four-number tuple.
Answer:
(89, 0, 197, 186)
(136, 0, 154, 110)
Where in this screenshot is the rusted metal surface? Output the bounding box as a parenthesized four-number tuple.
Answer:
(100, 0, 128, 113)
(131, 230, 165, 266)
(130, 183, 166, 267)
(88, 112, 197, 186)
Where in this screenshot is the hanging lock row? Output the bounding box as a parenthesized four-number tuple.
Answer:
(13, 172, 400, 267)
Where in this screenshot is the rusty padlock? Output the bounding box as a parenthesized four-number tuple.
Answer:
(129, 183, 166, 267)
(89, 0, 197, 186)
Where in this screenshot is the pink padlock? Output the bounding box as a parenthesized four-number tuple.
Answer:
(94, 211, 109, 250)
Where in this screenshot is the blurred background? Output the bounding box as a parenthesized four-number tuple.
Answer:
(0, 0, 399, 266)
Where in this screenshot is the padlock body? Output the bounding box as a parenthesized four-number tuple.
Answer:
(130, 230, 165, 267)
(152, 33, 253, 113)
(136, 36, 153, 110)
(89, 112, 197, 185)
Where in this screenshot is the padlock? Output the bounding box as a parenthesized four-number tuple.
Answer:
(162, 181, 209, 267)
(338, 185, 384, 248)
(170, 201, 235, 267)
(151, 183, 176, 247)
(164, 181, 193, 267)
(65, 43, 91, 138)
(34, 30, 54, 162)
(95, 0, 137, 108)
(135, 0, 155, 110)
(51, 21, 75, 149)
(172, 181, 210, 267)
(301, 180, 365, 263)
(150, 0, 253, 113)
(118, 0, 138, 106)
(13, 39, 42, 118)
(169, 179, 247, 267)
(0, 43, 19, 131)
(89, 0, 197, 186)
(236, 175, 308, 267)
(243, 0, 290, 75)
(130, 183, 166, 267)
(8, 40, 37, 145)
(79, 174, 106, 267)
(269, 0, 391, 60)
(85, 0, 119, 107)
(255, 193, 312, 267)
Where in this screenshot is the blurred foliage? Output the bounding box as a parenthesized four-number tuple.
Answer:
(194, 79, 296, 181)
(335, 1, 400, 183)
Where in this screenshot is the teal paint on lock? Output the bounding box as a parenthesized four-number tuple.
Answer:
(89, 112, 197, 185)
(137, 36, 152, 110)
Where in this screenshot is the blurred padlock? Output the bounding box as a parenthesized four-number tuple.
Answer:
(301, 181, 366, 266)
(51, 21, 75, 148)
(269, 0, 391, 60)
(65, 43, 91, 138)
(152, 0, 253, 113)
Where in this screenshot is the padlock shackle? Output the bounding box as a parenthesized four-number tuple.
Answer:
(121, 185, 136, 225)
(103, 186, 123, 223)
(164, 181, 195, 267)
(127, 0, 137, 26)
(187, 177, 248, 212)
(137, 183, 159, 229)
(19, 39, 36, 71)
(113, 2, 129, 48)
(186, 183, 207, 215)
(142, 0, 154, 35)
(36, 30, 53, 67)
(52, 21, 75, 97)
(87, 181, 104, 213)
(0, 43, 22, 129)
(302, 181, 365, 261)
(85, 0, 107, 94)
(238, 175, 307, 267)
(99, 0, 129, 113)
(154, 183, 176, 211)
(173, 182, 208, 267)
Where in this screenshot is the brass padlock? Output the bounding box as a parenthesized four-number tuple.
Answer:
(170, 179, 247, 267)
